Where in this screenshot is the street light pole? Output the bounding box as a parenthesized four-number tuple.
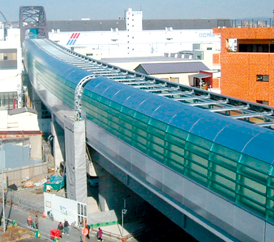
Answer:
(121, 196, 130, 239)
(121, 198, 127, 238)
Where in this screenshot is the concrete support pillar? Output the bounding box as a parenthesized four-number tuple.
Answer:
(64, 118, 87, 204)
(93, 161, 147, 220)
(51, 115, 65, 171)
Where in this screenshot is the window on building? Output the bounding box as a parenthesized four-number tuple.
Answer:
(0, 92, 17, 109)
(257, 75, 269, 82)
(239, 43, 274, 53)
(256, 100, 269, 105)
(170, 77, 179, 83)
(0, 49, 17, 70)
(207, 47, 212, 50)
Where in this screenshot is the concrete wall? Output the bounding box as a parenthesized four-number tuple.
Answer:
(30, 135, 42, 160)
(0, 162, 47, 188)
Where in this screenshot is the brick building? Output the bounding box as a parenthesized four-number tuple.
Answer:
(213, 27, 274, 106)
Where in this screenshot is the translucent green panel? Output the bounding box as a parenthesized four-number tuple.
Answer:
(239, 175, 266, 195)
(165, 134, 185, 149)
(240, 154, 271, 175)
(84, 103, 99, 120)
(185, 151, 208, 168)
(266, 209, 274, 222)
(132, 140, 147, 153)
(108, 108, 120, 117)
(268, 177, 274, 189)
(212, 164, 236, 181)
(238, 196, 265, 217)
(122, 122, 133, 131)
(166, 150, 184, 165)
(119, 128, 132, 139)
(166, 125, 188, 140)
(211, 143, 241, 162)
(120, 113, 134, 124)
(238, 164, 268, 184)
(165, 159, 184, 174)
(133, 135, 147, 147)
(133, 120, 148, 132)
(187, 133, 212, 150)
(121, 106, 135, 117)
(108, 120, 120, 132)
(119, 134, 132, 144)
(108, 114, 120, 124)
(185, 168, 207, 186)
(148, 126, 165, 139)
(210, 182, 236, 200)
(166, 144, 185, 157)
(149, 118, 167, 131)
(147, 148, 164, 163)
(133, 127, 147, 138)
(209, 152, 237, 171)
(134, 112, 150, 123)
(109, 127, 120, 137)
(147, 142, 164, 155)
(238, 184, 266, 206)
(148, 134, 164, 147)
(185, 142, 210, 159)
(109, 101, 122, 111)
(89, 92, 101, 101)
(210, 173, 236, 191)
(185, 159, 208, 177)
(99, 96, 111, 106)
(98, 108, 108, 119)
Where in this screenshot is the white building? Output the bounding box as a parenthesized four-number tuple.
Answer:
(0, 24, 22, 109)
(0, 107, 39, 131)
(48, 8, 221, 59)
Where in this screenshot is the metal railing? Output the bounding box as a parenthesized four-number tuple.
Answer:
(229, 18, 274, 28)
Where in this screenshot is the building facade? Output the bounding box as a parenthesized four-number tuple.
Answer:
(49, 8, 223, 58)
(0, 24, 22, 109)
(214, 27, 274, 106)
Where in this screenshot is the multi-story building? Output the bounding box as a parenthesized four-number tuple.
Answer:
(0, 23, 22, 109)
(214, 23, 274, 106)
(48, 8, 228, 58)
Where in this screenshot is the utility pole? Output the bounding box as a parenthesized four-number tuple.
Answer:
(0, 141, 5, 233)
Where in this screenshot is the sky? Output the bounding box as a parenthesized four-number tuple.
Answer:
(0, 0, 274, 22)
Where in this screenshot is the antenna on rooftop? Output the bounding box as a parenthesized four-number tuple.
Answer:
(273, 10, 274, 27)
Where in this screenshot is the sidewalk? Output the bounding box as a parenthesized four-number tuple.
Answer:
(1, 185, 150, 241)
(0, 201, 126, 242)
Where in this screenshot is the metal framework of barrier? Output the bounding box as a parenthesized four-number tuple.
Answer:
(36, 39, 274, 130)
